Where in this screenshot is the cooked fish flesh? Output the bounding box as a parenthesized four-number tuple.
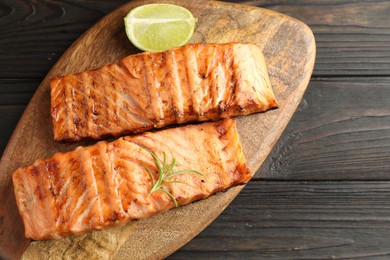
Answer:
(51, 42, 277, 141)
(12, 118, 251, 240)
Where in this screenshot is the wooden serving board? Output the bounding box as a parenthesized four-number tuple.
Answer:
(0, 0, 315, 259)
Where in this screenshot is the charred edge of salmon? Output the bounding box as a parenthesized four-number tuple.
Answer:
(50, 42, 277, 142)
(12, 118, 252, 240)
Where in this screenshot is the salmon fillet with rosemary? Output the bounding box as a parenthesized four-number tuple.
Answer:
(51, 42, 277, 141)
(12, 118, 251, 240)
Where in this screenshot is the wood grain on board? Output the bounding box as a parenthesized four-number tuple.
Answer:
(0, 0, 315, 259)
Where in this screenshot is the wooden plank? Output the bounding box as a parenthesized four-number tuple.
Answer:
(0, 0, 128, 78)
(0, 0, 390, 78)
(0, 79, 39, 94)
(235, 0, 390, 76)
(170, 180, 390, 259)
(0, 80, 37, 156)
(0, 0, 315, 258)
(0, 79, 37, 104)
(256, 77, 390, 180)
(0, 106, 25, 158)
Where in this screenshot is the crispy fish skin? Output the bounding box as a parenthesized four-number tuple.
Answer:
(12, 118, 251, 240)
(50, 42, 277, 141)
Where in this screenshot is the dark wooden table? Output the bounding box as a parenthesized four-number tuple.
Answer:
(1, 0, 390, 259)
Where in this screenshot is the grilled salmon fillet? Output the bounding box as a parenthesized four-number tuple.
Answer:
(51, 42, 277, 141)
(13, 118, 251, 240)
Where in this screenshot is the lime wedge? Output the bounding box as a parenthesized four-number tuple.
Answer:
(124, 4, 197, 52)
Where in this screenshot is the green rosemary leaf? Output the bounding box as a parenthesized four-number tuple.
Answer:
(164, 157, 176, 178)
(163, 151, 167, 171)
(140, 146, 202, 207)
(167, 169, 203, 179)
(141, 146, 163, 174)
(159, 188, 179, 207)
(141, 163, 155, 186)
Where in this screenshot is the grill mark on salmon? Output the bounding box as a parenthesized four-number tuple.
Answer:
(143, 53, 163, 126)
(72, 76, 84, 137)
(165, 50, 179, 122)
(79, 72, 90, 137)
(50, 43, 277, 141)
(173, 48, 192, 123)
(94, 69, 109, 135)
(13, 118, 251, 240)
(99, 67, 112, 133)
(202, 45, 217, 115)
(101, 142, 125, 221)
(63, 79, 74, 140)
(112, 63, 151, 131)
(184, 44, 201, 117)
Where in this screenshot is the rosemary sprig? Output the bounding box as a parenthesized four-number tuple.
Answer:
(141, 146, 203, 207)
